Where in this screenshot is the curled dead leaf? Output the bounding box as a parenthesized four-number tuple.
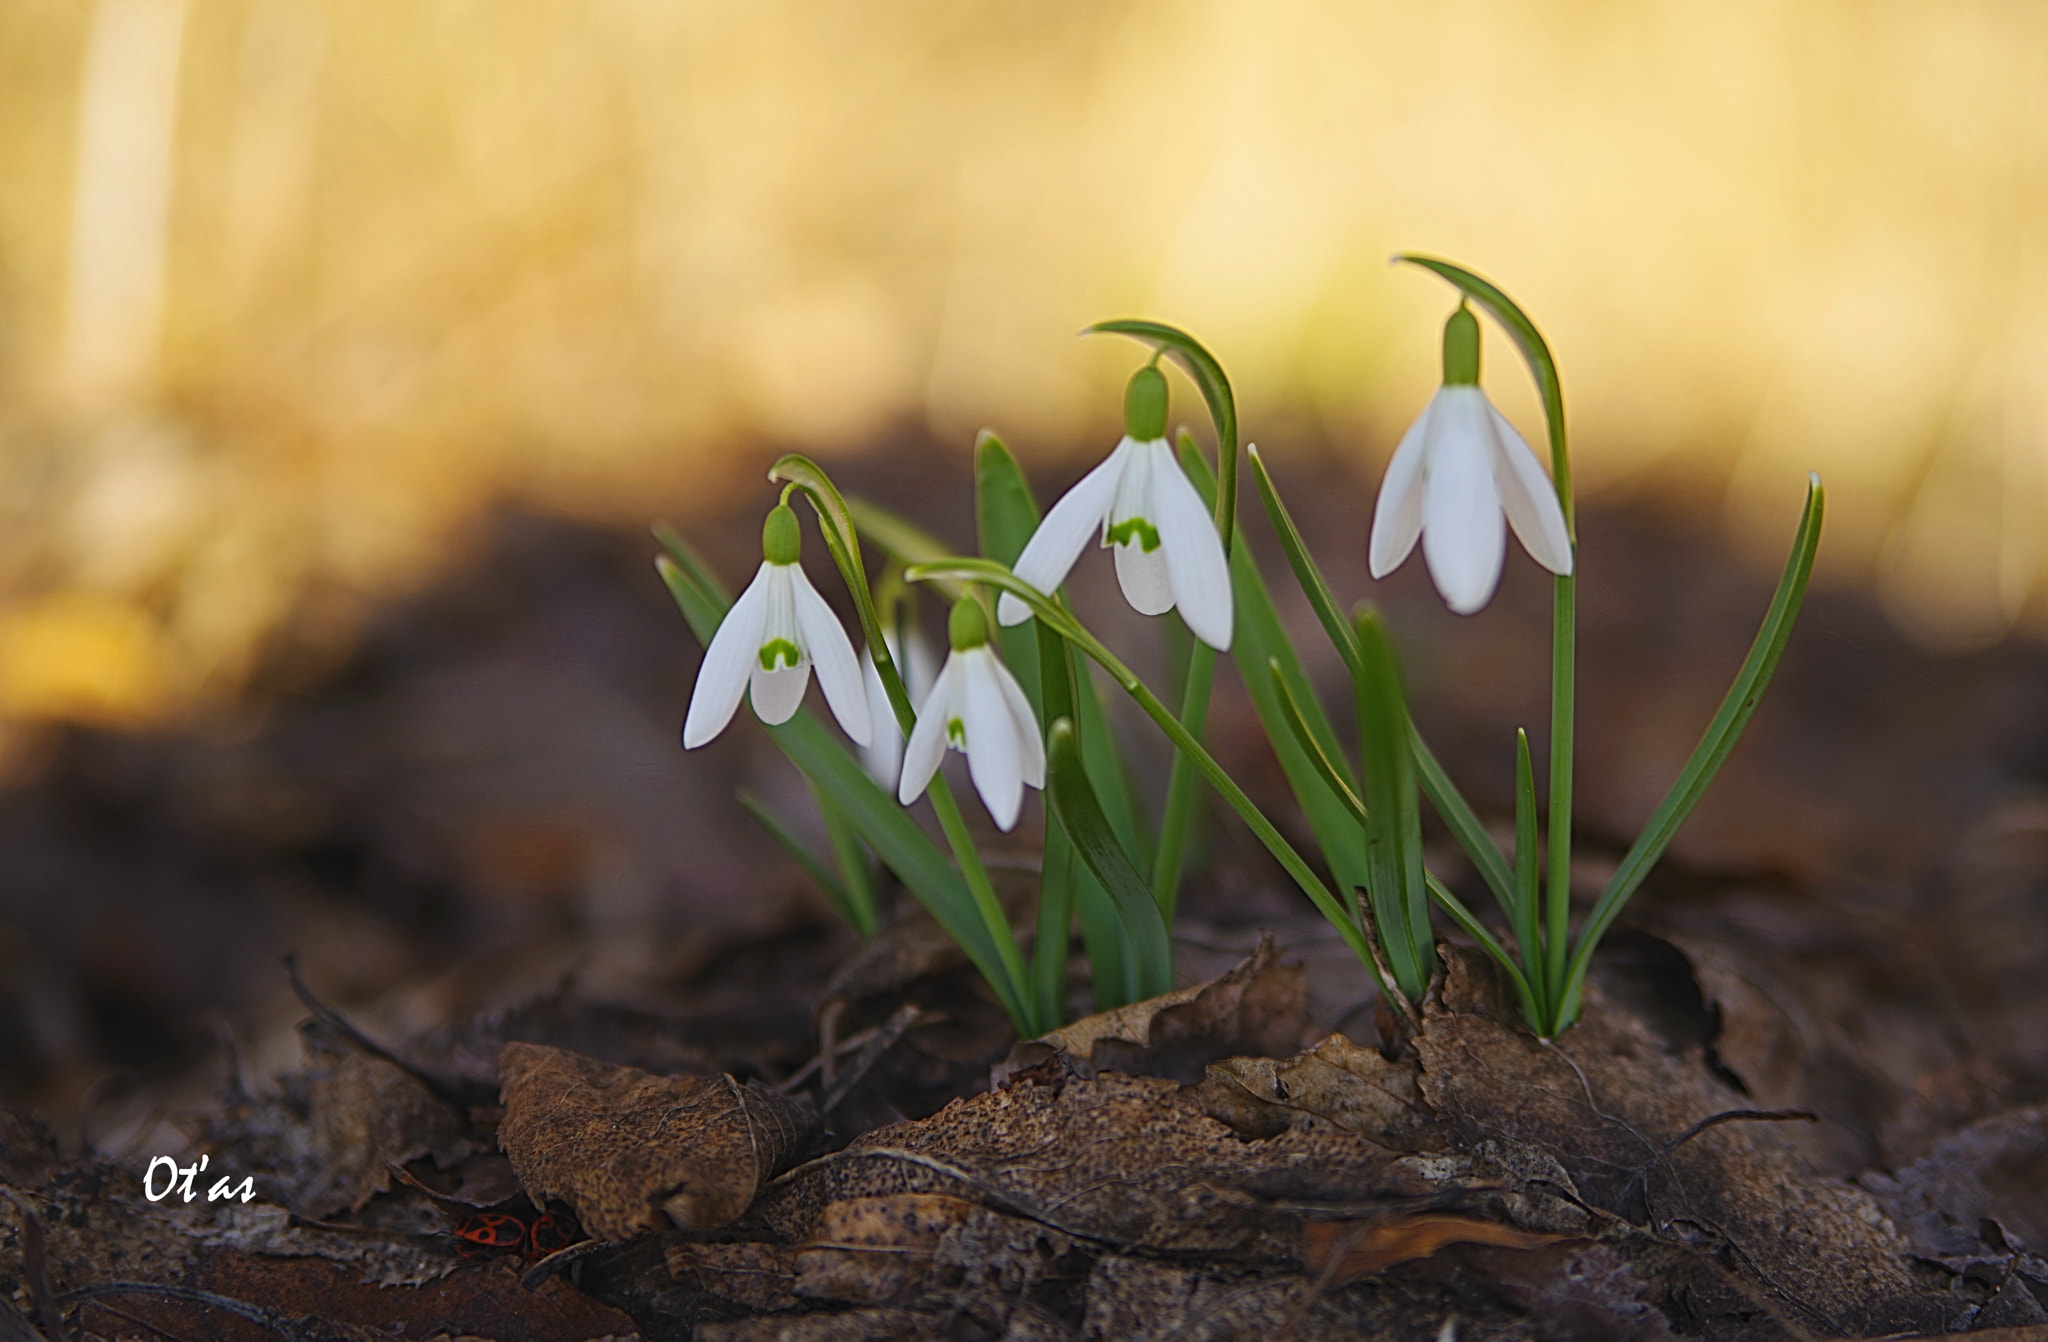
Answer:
(498, 1042, 814, 1240)
(995, 933, 1309, 1085)
(1300, 1213, 1562, 1286)
(1190, 1031, 1426, 1145)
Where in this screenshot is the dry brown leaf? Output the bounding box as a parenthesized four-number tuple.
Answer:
(259, 1027, 472, 1219)
(755, 1059, 1423, 1260)
(995, 932, 1309, 1084)
(1458, 1240, 1680, 1342)
(666, 1241, 803, 1312)
(1416, 946, 1948, 1340)
(498, 1041, 814, 1240)
(1190, 1031, 1427, 1145)
(793, 1193, 976, 1305)
(1300, 1213, 1561, 1285)
(695, 1308, 944, 1342)
(1861, 1102, 2048, 1295)
(71, 1251, 646, 1342)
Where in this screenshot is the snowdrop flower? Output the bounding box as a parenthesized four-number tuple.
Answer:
(996, 365, 1232, 650)
(858, 621, 938, 793)
(899, 598, 1044, 832)
(1368, 305, 1574, 615)
(683, 503, 873, 748)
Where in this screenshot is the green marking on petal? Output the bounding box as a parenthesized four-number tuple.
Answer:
(1106, 517, 1162, 553)
(946, 717, 967, 747)
(758, 638, 802, 670)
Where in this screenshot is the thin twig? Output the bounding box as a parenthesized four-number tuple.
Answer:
(283, 955, 469, 1113)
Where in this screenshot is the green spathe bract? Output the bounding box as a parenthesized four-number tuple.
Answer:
(654, 262, 1824, 1044)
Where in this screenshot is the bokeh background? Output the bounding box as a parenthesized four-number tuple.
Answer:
(7, 1, 2048, 1127)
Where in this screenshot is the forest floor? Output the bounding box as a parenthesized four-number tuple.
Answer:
(2, 449, 2046, 1341)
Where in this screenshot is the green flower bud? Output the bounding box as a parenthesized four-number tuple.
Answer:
(762, 503, 801, 566)
(1123, 365, 1169, 441)
(1441, 305, 1480, 386)
(948, 596, 989, 651)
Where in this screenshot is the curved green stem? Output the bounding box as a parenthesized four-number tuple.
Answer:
(1395, 256, 1576, 1033)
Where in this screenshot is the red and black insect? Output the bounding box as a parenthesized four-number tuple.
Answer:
(451, 1207, 583, 1261)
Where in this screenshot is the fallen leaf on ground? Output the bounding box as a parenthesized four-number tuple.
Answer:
(995, 933, 1309, 1084)
(1189, 1030, 1427, 1144)
(1300, 1213, 1562, 1285)
(498, 1041, 815, 1239)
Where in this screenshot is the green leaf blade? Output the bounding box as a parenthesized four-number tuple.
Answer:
(1557, 475, 1826, 1027)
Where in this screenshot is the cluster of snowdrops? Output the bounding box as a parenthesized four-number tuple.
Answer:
(657, 258, 1824, 1041)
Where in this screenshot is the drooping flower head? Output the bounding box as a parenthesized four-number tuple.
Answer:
(898, 596, 1044, 832)
(1368, 305, 1574, 614)
(995, 364, 1233, 649)
(683, 500, 873, 748)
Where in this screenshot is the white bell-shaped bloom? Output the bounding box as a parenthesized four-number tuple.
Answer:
(898, 602, 1044, 832)
(858, 625, 938, 792)
(995, 366, 1232, 650)
(1368, 308, 1573, 615)
(684, 505, 872, 748)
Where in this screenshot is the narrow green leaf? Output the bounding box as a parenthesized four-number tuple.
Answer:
(1245, 446, 1364, 684)
(738, 790, 855, 927)
(1035, 608, 1151, 1009)
(1031, 821, 1079, 1030)
(1354, 608, 1431, 1003)
(816, 786, 879, 939)
(1511, 728, 1544, 1014)
(1047, 718, 1174, 1000)
(974, 431, 1041, 567)
(1246, 445, 1517, 913)
(973, 433, 1045, 707)
(1556, 475, 1826, 1027)
(654, 523, 732, 608)
(1146, 429, 1223, 921)
(655, 555, 723, 647)
(1179, 444, 1374, 944)
(1269, 662, 1368, 830)
(1186, 450, 1369, 857)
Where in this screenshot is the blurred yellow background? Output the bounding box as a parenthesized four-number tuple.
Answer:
(3, 0, 2045, 736)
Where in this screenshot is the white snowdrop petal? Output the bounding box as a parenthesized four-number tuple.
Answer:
(898, 656, 960, 805)
(682, 564, 773, 748)
(902, 628, 940, 701)
(990, 653, 1045, 791)
(859, 651, 901, 791)
(999, 440, 1131, 626)
(1113, 539, 1175, 615)
(1485, 402, 1574, 577)
(961, 652, 1025, 831)
(1421, 393, 1507, 615)
(1369, 392, 1439, 579)
(1150, 440, 1233, 650)
(791, 565, 872, 747)
(749, 661, 811, 725)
